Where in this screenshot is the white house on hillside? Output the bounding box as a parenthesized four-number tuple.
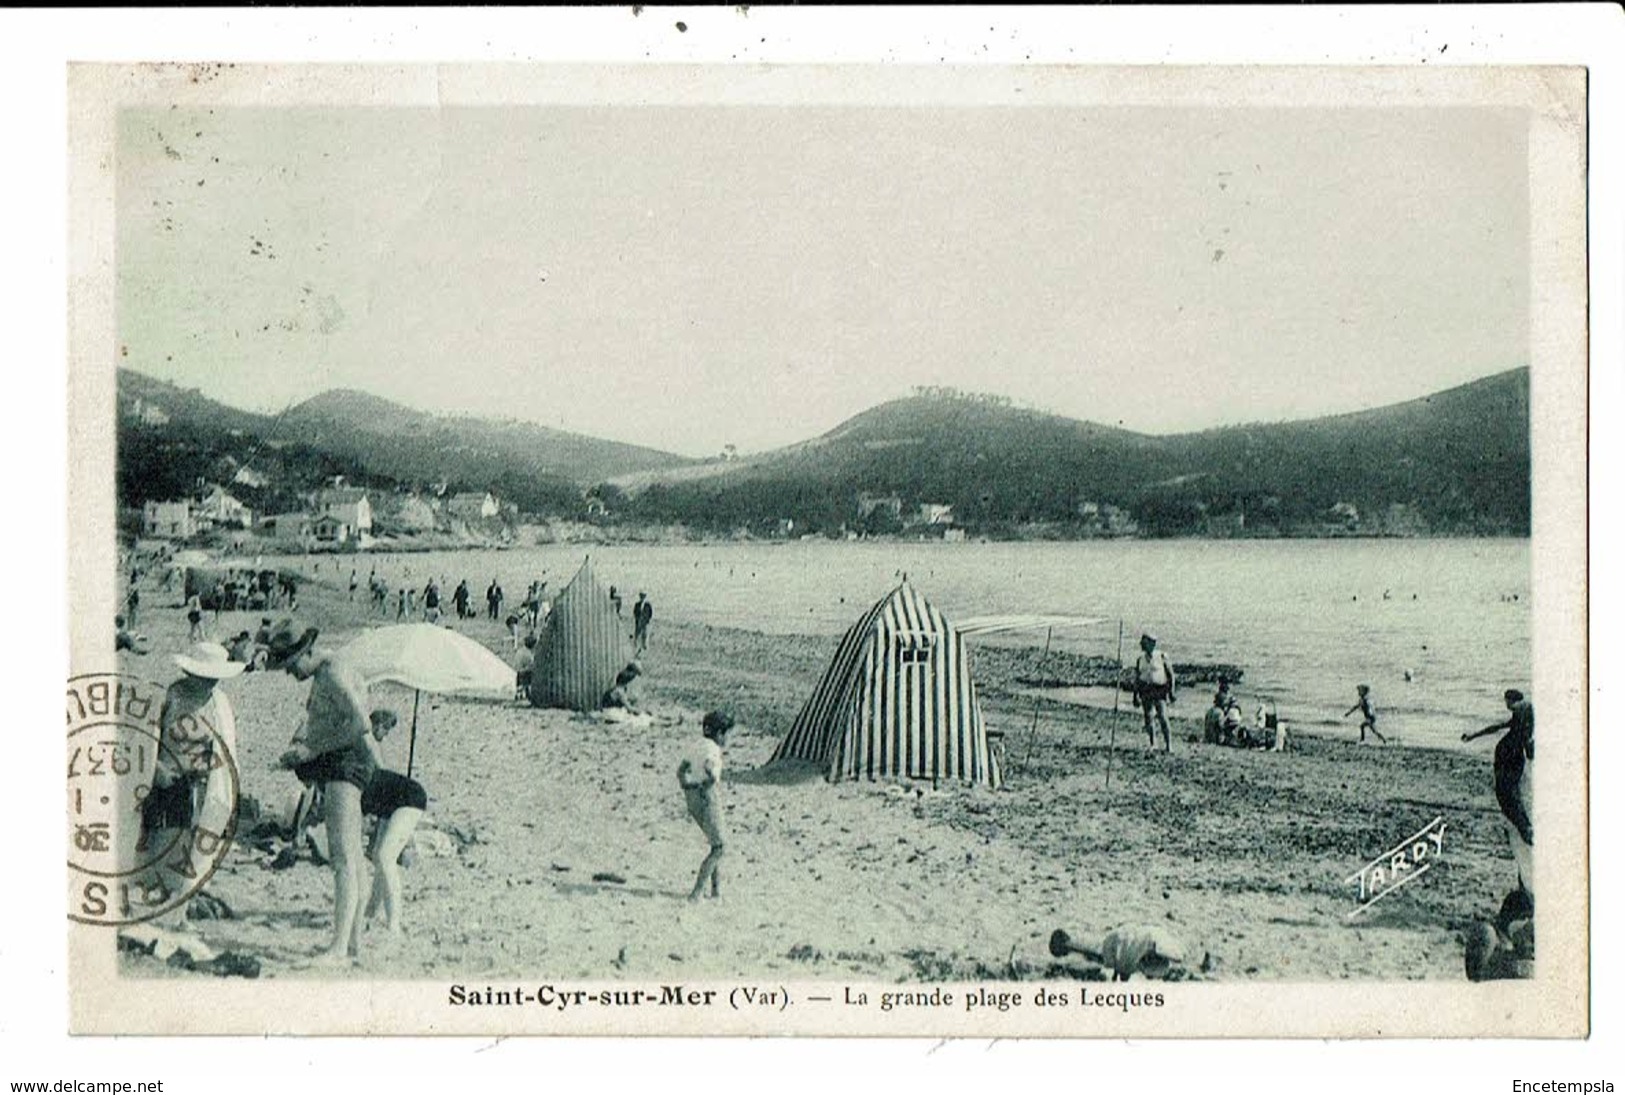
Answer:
(447, 491, 499, 521)
(856, 493, 904, 521)
(313, 514, 354, 545)
(232, 466, 269, 490)
(142, 500, 196, 539)
(313, 488, 373, 540)
(127, 397, 170, 427)
(196, 486, 252, 529)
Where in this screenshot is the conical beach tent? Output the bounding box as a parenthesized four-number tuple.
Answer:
(527, 558, 630, 711)
(772, 582, 1000, 788)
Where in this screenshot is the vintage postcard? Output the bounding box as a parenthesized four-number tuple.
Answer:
(63, 55, 1590, 1039)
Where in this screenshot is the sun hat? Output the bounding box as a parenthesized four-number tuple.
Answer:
(173, 641, 247, 680)
(262, 619, 319, 670)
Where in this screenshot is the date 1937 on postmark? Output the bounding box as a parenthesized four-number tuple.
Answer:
(66, 673, 239, 926)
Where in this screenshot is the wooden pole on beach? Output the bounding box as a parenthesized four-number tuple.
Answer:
(407, 689, 421, 779)
(1105, 620, 1125, 791)
(1020, 625, 1055, 774)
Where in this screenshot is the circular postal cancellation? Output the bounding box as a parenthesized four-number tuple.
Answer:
(66, 672, 240, 926)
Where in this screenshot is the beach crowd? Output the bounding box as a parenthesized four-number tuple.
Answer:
(115, 547, 1534, 978)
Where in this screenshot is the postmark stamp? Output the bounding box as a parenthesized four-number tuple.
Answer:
(66, 672, 240, 926)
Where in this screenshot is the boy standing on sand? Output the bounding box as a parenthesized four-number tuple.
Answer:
(677, 711, 733, 901)
(1344, 683, 1388, 744)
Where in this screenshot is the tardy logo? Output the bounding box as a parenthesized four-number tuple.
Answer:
(1343, 817, 1446, 919)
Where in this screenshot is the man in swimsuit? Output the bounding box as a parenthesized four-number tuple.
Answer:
(677, 711, 733, 901)
(268, 620, 374, 965)
(1133, 633, 1177, 753)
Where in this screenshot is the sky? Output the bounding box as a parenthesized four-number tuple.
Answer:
(117, 102, 1530, 458)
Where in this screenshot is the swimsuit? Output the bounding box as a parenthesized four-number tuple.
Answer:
(140, 778, 197, 831)
(682, 786, 725, 847)
(294, 740, 377, 792)
(362, 770, 428, 817)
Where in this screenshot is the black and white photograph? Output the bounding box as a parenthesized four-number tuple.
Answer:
(37, 9, 1609, 1057)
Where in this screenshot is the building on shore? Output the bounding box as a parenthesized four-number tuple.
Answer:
(447, 490, 500, 522)
(313, 487, 373, 539)
(142, 500, 196, 540)
(259, 512, 314, 544)
(196, 485, 253, 530)
(857, 493, 904, 521)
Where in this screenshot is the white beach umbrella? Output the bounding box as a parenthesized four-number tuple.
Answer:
(340, 624, 516, 776)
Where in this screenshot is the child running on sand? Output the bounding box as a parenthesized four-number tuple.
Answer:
(1344, 684, 1388, 744)
(677, 711, 733, 902)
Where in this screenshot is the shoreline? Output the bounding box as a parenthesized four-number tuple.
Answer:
(134, 530, 1534, 558)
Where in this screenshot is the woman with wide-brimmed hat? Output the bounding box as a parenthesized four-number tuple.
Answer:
(266, 619, 376, 966)
(141, 642, 244, 926)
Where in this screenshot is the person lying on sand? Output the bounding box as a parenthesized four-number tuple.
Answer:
(1049, 925, 1191, 981)
(268, 620, 376, 967)
(358, 710, 428, 937)
(678, 711, 733, 902)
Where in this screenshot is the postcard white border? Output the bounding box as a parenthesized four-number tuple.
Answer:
(3, 2, 1619, 1086)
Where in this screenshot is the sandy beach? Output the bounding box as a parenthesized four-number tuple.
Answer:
(115, 561, 1522, 984)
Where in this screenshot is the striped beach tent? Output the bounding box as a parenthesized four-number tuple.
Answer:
(772, 582, 1000, 789)
(527, 558, 631, 711)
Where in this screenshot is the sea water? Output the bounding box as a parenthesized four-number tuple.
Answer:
(311, 538, 1530, 751)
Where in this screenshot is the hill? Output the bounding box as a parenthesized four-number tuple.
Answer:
(616, 371, 1530, 537)
(118, 371, 382, 517)
(116, 370, 691, 516)
(117, 367, 1530, 538)
(279, 388, 691, 496)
